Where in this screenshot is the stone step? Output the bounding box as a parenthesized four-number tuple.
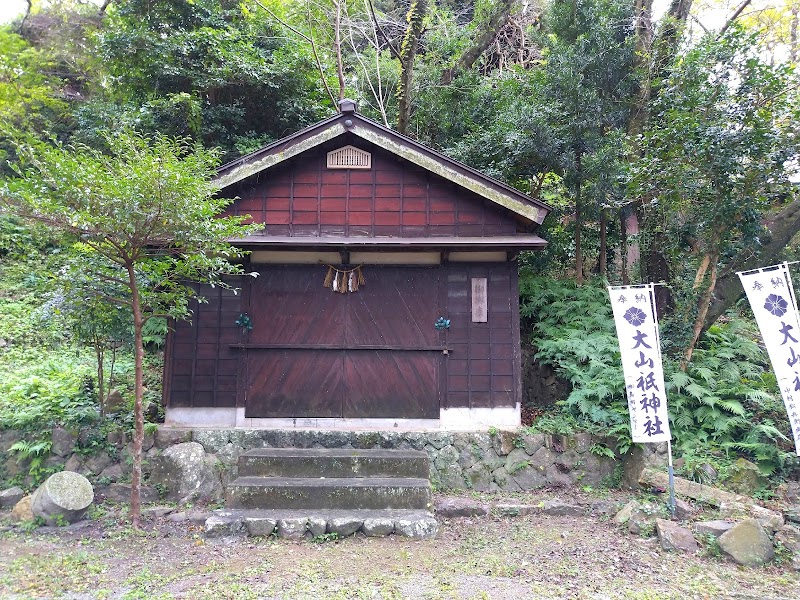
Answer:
(237, 447, 430, 479)
(227, 476, 432, 510)
(205, 508, 438, 539)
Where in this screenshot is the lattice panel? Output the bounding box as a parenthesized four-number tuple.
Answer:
(326, 145, 372, 169)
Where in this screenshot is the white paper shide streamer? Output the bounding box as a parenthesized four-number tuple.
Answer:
(738, 263, 800, 455)
(608, 284, 672, 443)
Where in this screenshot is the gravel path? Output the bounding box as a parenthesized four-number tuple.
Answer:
(0, 492, 798, 599)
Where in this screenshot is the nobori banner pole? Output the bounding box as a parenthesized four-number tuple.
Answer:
(667, 439, 676, 517)
(608, 283, 675, 517)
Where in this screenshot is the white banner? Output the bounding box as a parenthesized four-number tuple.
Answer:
(608, 284, 672, 443)
(737, 263, 800, 455)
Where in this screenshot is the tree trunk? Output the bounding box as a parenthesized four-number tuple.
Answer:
(108, 344, 118, 399)
(628, 0, 655, 137)
(682, 251, 719, 369)
(334, 0, 345, 101)
(693, 252, 712, 289)
(654, 0, 694, 76)
(397, 0, 427, 135)
(639, 204, 673, 316)
(439, 0, 515, 84)
(703, 199, 800, 330)
(599, 208, 608, 277)
(19, 0, 32, 33)
(126, 263, 144, 529)
(95, 341, 105, 417)
(631, 0, 694, 296)
(574, 152, 583, 285)
(620, 207, 629, 285)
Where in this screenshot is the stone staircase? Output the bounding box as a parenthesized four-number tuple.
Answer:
(206, 447, 437, 539)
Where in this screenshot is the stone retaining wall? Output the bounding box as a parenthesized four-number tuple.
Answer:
(1, 427, 668, 496)
(155, 428, 659, 492)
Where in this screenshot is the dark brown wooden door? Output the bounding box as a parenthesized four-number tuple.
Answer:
(244, 266, 345, 417)
(244, 265, 441, 419)
(343, 268, 440, 418)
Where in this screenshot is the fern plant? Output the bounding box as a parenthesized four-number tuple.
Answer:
(522, 275, 794, 475)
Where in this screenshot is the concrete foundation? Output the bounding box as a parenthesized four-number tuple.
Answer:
(164, 405, 521, 430)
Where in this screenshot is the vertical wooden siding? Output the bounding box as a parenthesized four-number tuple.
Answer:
(445, 262, 520, 409)
(165, 285, 242, 408)
(226, 143, 519, 238)
(243, 265, 441, 419)
(165, 263, 522, 412)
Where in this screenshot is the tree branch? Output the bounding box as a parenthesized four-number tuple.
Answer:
(440, 0, 515, 84)
(18, 0, 32, 34)
(348, 5, 390, 126)
(366, 0, 401, 59)
(704, 198, 800, 330)
(98, 0, 113, 16)
(719, 0, 752, 37)
(252, 0, 338, 108)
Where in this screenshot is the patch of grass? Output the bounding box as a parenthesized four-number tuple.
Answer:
(0, 551, 107, 597)
(622, 592, 679, 600)
(310, 531, 340, 544)
(263, 558, 404, 600)
(506, 459, 530, 474)
(121, 567, 178, 599)
(188, 577, 263, 600)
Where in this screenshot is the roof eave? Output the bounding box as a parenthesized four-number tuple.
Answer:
(228, 235, 548, 250)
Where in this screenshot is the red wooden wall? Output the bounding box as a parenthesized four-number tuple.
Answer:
(164, 263, 521, 412)
(225, 139, 520, 238)
(444, 262, 521, 409)
(164, 284, 242, 408)
(165, 136, 527, 415)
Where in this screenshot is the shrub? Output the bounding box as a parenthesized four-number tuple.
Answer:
(521, 275, 794, 475)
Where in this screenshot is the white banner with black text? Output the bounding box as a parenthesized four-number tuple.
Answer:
(608, 284, 672, 443)
(737, 263, 800, 455)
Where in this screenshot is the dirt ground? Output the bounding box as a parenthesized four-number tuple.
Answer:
(0, 490, 798, 600)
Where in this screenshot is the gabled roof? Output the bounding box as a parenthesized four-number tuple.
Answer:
(215, 102, 551, 225)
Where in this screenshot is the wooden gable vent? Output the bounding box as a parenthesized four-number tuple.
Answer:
(327, 145, 372, 169)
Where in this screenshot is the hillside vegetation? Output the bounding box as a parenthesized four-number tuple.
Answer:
(0, 0, 799, 497)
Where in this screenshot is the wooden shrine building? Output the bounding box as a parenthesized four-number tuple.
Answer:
(163, 100, 551, 429)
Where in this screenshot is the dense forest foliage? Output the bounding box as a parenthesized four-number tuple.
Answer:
(0, 0, 799, 492)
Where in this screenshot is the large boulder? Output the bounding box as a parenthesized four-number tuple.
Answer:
(464, 464, 492, 491)
(30, 471, 94, 526)
(327, 516, 363, 537)
(613, 500, 641, 526)
(148, 441, 223, 504)
(0, 486, 25, 509)
(775, 524, 800, 553)
(363, 517, 394, 537)
(695, 520, 735, 538)
(0, 430, 22, 453)
(749, 504, 783, 534)
(82, 452, 113, 477)
(639, 468, 741, 507)
(103, 389, 126, 414)
(718, 518, 774, 566)
(656, 518, 698, 552)
(628, 505, 659, 536)
(11, 495, 33, 522)
(725, 458, 765, 496)
(541, 500, 584, 517)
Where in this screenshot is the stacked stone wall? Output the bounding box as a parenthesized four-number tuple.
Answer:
(1, 427, 669, 495)
(159, 428, 631, 492)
